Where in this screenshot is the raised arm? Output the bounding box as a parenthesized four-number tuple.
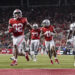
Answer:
(67, 30, 72, 39)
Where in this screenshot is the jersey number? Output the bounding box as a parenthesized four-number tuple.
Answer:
(45, 31, 51, 37)
(32, 32, 38, 36)
(13, 23, 23, 32)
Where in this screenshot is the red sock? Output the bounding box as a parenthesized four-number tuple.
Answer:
(25, 52, 29, 61)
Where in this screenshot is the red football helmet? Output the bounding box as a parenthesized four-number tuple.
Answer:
(13, 9, 22, 19)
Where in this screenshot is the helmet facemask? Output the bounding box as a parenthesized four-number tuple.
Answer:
(42, 19, 50, 27)
(13, 9, 22, 19)
(32, 24, 38, 30)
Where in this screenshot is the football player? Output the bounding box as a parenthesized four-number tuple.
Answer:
(41, 19, 59, 64)
(8, 9, 32, 66)
(29, 23, 41, 61)
(67, 23, 75, 66)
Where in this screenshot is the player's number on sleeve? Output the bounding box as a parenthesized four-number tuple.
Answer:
(13, 23, 23, 32)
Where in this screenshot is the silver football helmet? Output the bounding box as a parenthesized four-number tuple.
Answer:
(70, 23, 75, 30)
(13, 9, 22, 19)
(32, 23, 38, 29)
(42, 19, 50, 27)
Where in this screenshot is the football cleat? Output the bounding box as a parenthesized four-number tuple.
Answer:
(50, 60, 53, 64)
(55, 59, 59, 64)
(10, 60, 17, 66)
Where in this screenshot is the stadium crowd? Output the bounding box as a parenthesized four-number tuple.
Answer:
(0, 7, 74, 54)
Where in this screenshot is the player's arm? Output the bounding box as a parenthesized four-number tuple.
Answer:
(26, 31, 31, 47)
(29, 32, 31, 40)
(40, 27, 45, 38)
(0, 24, 12, 35)
(3, 25, 13, 35)
(67, 23, 74, 40)
(25, 19, 32, 30)
(8, 24, 14, 33)
(40, 30, 44, 38)
(8, 19, 15, 33)
(0, 19, 14, 35)
(40, 30, 45, 44)
(27, 22, 32, 29)
(67, 30, 72, 39)
(66, 30, 73, 44)
(40, 29, 45, 42)
(51, 28, 57, 36)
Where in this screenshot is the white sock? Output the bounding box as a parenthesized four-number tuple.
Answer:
(11, 56, 15, 60)
(14, 58, 17, 62)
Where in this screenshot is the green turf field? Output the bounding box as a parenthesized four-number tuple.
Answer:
(0, 54, 75, 69)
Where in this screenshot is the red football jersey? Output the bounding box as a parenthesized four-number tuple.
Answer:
(30, 29, 41, 40)
(9, 17, 27, 37)
(41, 25, 54, 41)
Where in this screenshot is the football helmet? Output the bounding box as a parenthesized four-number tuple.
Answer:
(70, 23, 75, 30)
(32, 23, 38, 30)
(42, 19, 50, 27)
(13, 9, 22, 19)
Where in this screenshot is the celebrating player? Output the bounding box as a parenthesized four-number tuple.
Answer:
(67, 23, 75, 66)
(67, 23, 75, 54)
(8, 9, 32, 66)
(41, 19, 59, 64)
(29, 23, 41, 61)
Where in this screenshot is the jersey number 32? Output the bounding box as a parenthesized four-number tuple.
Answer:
(13, 23, 23, 32)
